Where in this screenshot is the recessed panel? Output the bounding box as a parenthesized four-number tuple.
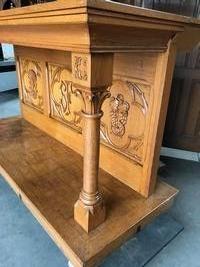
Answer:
(48, 63, 83, 132)
(19, 58, 44, 112)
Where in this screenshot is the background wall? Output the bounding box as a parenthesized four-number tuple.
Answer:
(0, 44, 17, 92)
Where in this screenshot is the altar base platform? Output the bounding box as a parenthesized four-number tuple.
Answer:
(0, 117, 178, 267)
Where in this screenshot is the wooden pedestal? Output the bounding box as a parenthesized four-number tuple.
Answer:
(0, 118, 178, 267)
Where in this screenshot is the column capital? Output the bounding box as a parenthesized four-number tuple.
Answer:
(76, 88, 111, 115)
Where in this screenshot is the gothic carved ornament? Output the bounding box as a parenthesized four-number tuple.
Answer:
(73, 56, 88, 81)
(110, 94, 130, 137)
(20, 58, 44, 111)
(101, 79, 150, 165)
(49, 63, 150, 164)
(49, 64, 83, 131)
(23, 56, 150, 165)
(49, 63, 111, 132)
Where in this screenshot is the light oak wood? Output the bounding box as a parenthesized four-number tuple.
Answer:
(142, 40, 177, 196)
(0, 0, 199, 52)
(0, 117, 178, 267)
(0, 0, 200, 264)
(13, 43, 192, 198)
(72, 53, 113, 232)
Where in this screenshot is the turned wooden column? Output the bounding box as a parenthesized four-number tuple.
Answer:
(72, 52, 113, 232)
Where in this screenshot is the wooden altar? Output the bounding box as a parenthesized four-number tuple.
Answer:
(0, 1, 200, 266)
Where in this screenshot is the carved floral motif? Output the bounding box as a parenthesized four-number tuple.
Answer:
(49, 64, 83, 131)
(20, 59, 43, 111)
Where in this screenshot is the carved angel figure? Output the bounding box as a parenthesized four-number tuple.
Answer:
(110, 94, 130, 137)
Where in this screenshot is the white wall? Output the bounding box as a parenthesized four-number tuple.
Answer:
(0, 44, 17, 92)
(1, 43, 15, 59)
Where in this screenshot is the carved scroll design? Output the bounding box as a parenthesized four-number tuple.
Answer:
(49, 64, 83, 131)
(20, 59, 44, 111)
(101, 80, 149, 164)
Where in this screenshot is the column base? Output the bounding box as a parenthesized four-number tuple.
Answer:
(74, 199, 106, 233)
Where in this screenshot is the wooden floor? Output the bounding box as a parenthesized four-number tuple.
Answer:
(0, 117, 178, 267)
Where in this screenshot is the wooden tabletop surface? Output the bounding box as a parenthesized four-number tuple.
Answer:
(0, 0, 199, 53)
(0, 0, 199, 26)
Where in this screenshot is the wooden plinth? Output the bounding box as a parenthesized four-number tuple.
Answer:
(0, 118, 178, 267)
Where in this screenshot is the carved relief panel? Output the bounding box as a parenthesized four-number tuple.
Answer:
(101, 78, 150, 165)
(18, 52, 152, 166)
(19, 58, 44, 112)
(48, 64, 83, 132)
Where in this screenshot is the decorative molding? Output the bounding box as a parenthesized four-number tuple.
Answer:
(49, 64, 83, 131)
(20, 58, 44, 112)
(73, 56, 88, 81)
(101, 79, 149, 164)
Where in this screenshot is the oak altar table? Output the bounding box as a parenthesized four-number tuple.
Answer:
(0, 1, 200, 266)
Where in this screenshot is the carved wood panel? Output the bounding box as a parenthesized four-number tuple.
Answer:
(49, 63, 151, 164)
(18, 51, 153, 166)
(48, 64, 83, 132)
(15, 47, 163, 197)
(19, 58, 44, 112)
(101, 78, 150, 165)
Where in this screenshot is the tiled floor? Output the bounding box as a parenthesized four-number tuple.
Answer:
(0, 89, 200, 267)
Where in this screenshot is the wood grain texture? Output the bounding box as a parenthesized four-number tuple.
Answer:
(142, 40, 177, 196)
(0, 0, 199, 52)
(48, 63, 83, 131)
(19, 58, 44, 112)
(71, 52, 113, 232)
(0, 1, 199, 264)
(15, 46, 176, 197)
(0, 117, 178, 267)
